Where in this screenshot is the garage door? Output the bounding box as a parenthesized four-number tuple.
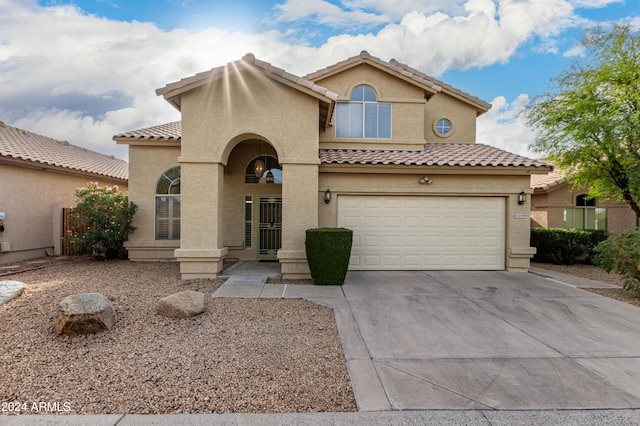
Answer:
(338, 195, 505, 270)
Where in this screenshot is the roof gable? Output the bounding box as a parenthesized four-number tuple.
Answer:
(156, 54, 338, 130)
(306, 51, 491, 116)
(0, 121, 128, 181)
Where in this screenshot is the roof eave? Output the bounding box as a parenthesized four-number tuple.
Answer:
(114, 136, 181, 147)
(320, 163, 553, 175)
(0, 155, 128, 183)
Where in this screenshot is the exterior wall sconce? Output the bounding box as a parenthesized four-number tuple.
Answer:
(419, 176, 433, 185)
(518, 191, 527, 205)
(324, 189, 332, 204)
(265, 170, 274, 184)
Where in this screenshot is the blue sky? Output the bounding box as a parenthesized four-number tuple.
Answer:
(1, 0, 638, 159)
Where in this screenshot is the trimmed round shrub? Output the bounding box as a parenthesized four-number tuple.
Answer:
(305, 228, 353, 285)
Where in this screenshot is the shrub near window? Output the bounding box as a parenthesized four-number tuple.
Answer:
(530, 228, 609, 265)
(305, 228, 353, 285)
(65, 182, 137, 259)
(594, 229, 640, 294)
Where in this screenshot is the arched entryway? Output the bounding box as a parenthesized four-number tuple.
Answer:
(225, 139, 282, 261)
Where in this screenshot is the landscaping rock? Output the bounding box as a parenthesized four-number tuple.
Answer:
(0, 280, 27, 305)
(55, 293, 117, 335)
(157, 290, 205, 318)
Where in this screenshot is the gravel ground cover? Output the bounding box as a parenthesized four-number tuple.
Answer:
(0, 258, 356, 415)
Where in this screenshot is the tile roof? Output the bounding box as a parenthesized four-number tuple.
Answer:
(531, 170, 567, 191)
(114, 121, 181, 141)
(320, 144, 552, 169)
(113, 122, 552, 171)
(306, 51, 492, 114)
(0, 121, 128, 181)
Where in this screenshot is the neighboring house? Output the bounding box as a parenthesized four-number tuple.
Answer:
(531, 171, 638, 233)
(0, 121, 128, 263)
(115, 51, 551, 280)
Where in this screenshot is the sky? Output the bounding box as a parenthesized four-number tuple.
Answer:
(0, 0, 638, 161)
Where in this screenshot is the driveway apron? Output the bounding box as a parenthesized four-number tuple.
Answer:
(341, 270, 640, 411)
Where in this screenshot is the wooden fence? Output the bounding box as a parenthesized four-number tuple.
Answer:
(61, 207, 87, 256)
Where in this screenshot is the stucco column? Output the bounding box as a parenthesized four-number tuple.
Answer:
(174, 160, 228, 279)
(507, 190, 536, 272)
(278, 163, 319, 279)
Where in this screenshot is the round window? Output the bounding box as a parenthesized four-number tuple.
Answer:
(434, 118, 452, 137)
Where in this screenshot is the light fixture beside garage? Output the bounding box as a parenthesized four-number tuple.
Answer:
(518, 191, 527, 205)
(324, 189, 332, 204)
(418, 176, 433, 185)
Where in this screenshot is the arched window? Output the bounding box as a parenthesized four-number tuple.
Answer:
(245, 156, 282, 184)
(336, 85, 391, 139)
(155, 166, 180, 240)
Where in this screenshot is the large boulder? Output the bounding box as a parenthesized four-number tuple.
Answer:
(0, 280, 27, 305)
(55, 293, 117, 335)
(157, 290, 205, 318)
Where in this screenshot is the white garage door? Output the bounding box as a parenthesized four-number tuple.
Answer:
(338, 195, 505, 270)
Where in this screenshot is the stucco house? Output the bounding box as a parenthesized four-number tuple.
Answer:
(0, 121, 128, 263)
(531, 171, 638, 233)
(115, 51, 551, 280)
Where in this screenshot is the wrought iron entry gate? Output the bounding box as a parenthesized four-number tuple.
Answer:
(258, 196, 282, 260)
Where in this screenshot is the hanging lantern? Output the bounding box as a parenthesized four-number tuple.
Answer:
(254, 158, 265, 177)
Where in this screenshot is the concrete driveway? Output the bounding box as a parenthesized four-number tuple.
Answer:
(340, 270, 640, 411)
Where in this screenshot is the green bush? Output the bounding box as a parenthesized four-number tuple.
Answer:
(530, 228, 609, 265)
(305, 228, 353, 285)
(65, 182, 138, 259)
(594, 229, 640, 294)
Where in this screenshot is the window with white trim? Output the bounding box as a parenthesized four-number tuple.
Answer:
(564, 194, 607, 230)
(155, 166, 180, 240)
(336, 85, 391, 139)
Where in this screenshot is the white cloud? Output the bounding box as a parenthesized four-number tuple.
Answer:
(569, 0, 623, 7)
(563, 43, 586, 57)
(275, 0, 389, 27)
(0, 1, 295, 159)
(0, 0, 609, 162)
(302, 0, 576, 76)
(275, 0, 467, 26)
(477, 94, 538, 158)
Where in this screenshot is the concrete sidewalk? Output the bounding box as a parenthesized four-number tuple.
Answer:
(3, 409, 640, 425)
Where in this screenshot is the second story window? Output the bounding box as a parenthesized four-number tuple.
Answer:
(336, 85, 391, 139)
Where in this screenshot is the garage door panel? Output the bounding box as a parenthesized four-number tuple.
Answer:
(338, 195, 505, 270)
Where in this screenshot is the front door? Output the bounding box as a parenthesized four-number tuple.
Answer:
(258, 196, 282, 260)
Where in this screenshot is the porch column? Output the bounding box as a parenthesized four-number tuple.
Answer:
(174, 160, 227, 279)
(278, 163, 319, 279)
